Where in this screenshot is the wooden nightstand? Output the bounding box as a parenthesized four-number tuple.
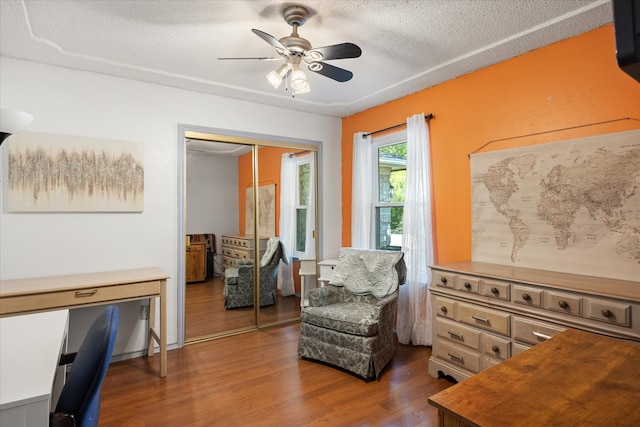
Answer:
(186, 242, 206, 283)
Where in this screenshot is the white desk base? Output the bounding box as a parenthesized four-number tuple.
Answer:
(0, 310, 69, 427)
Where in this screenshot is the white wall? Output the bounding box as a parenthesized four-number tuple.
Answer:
(0, 58, 342, 356)
(185, 150, 239, 245)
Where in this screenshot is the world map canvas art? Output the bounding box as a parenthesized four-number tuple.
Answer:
(7, 132, 144, 212)
(470, 129, 640, 282)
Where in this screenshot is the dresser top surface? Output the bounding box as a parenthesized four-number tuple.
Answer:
(431, 260, 640, 302)
(222, 234, 271, 239)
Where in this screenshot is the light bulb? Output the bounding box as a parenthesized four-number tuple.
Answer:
(265, 64, 289, 89)
(291, 69, 308, 91)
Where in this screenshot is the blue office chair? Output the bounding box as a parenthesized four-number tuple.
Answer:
(50, 305, 119, 427)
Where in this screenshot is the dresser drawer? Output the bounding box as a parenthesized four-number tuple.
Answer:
(319, 264, 336, 279)
(484, 334, 510, 360)
(457, 302, 510, 336)
(544, 290, 582, 316)
(513, 316, 566, 346)
(483, 356, 502, 370)
(513, 285, 542, 307)
(434, 296, 456, 320)
(512, 342, 531, 356)
(436, 318, 481, 350)
(222, 256, 235, 269)
(433, 271, 455, 290)
(1, 281, 161, 315)
(232, 249, 253, 259)
(436, 340, 481, 373)
(221, 246, 235, 257)
(455, 275, 480, 294)
(481, 279, 510, 301)
(584, 298, 631, 327)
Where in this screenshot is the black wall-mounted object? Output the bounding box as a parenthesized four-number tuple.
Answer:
(613, 0, 640, 82)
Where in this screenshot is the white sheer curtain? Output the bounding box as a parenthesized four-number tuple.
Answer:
(278, 153, 296, 296)
(351, 132, 372, 249)
(397, 113, 434, 346)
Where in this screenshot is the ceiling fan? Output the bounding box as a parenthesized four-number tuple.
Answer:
(218, 5, 362, 95)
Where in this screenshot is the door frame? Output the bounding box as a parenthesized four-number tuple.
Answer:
(177, 123, 322, 347)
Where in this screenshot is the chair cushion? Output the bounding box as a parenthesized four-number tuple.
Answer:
(301, 302, 380, 337)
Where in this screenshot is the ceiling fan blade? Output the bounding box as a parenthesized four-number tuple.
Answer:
(217, 57, 281, 61)
(308, 62, 353, 82)
(251, 29, 291, 55)
(307, 43, 362, 61)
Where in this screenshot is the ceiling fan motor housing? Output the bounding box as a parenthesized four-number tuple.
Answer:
(283, 5, 308, 27)
(280, 6, 311, 54)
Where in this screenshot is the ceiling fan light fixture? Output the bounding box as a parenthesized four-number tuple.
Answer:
(266, 63, 289, 89)
(294, 82, 310, 95)
(290, 68, 308, 91)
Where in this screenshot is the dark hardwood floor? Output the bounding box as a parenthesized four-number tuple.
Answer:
(185, 276, 302, 340)
(100, 324, 453, 426)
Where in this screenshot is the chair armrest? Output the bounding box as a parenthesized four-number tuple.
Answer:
(308, 285, 342, 307)
(234, 259, 254, 268)
(58, 352, 77, 365)
(50, 412, 76, 427)
(375, 292, 398, 307)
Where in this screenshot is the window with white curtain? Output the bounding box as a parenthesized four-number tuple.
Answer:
(372, 131, 407, 251)
(293, 153, 314, 258)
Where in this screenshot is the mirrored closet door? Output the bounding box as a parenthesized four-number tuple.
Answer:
(181, 130, 318, 344)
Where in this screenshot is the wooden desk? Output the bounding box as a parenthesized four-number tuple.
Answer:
(428, 329, 640, 427)
(0, 310, 69, 427)
(0, 268, 169, 377)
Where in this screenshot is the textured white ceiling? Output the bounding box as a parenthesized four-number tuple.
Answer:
(0, 0, 612, 117)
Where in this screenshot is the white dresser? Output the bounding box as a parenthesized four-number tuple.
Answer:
(299, 259, 338, 307)
(428, 261, 640, 382)
(220, 234, 270, 269)
(317, 259, 339, 286)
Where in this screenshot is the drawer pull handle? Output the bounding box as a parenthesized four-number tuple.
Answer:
(522, 293, 532, 301)
(440, 277, 448, 285)
(601, 309, 613, 318)
(440, 306, 448, 314)
(558, 300, 568, 308)
(75, 289, 98, 298)
(490, 287, 499, 294)
(447, 352, 464, 362)
(532, 331, 552, 341)
(491, 345, 500, 353)
(471, 315, 489, 323)
(464, 282, 472, 290)
(447, 331, 463, 339)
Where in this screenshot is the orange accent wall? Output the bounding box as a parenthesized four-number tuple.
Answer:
(341, 25, 640, 265)
(238, 146, 291, 236)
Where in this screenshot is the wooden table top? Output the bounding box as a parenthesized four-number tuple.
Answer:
(428, 329, 640, 427)
(0, 267, 169, 296)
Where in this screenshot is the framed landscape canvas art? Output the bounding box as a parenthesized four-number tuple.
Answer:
(7, 132, 144, 212)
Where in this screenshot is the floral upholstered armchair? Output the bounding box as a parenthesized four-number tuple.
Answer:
(298, 248, 406, 380)
(223, 237, 287, 309)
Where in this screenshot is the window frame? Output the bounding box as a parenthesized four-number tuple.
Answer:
(371, 130, 407, 251)
(292, 153, 314, 259)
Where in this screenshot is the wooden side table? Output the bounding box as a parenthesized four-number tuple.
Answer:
(186, 241, 206, 283)
(428, 329, 640, 427)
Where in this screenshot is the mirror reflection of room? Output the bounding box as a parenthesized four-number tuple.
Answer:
(184, 139, 315, 341)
